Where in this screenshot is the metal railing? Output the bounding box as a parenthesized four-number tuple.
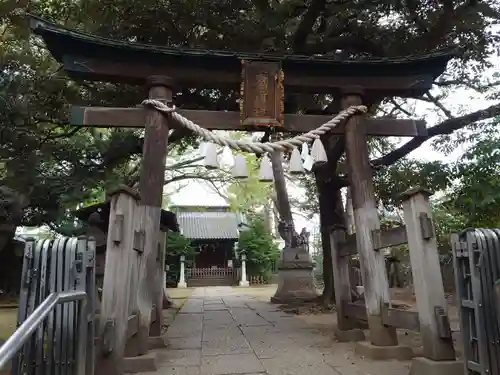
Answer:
(0, 236, 96, 375)
(0, 291, 87, 374)
(452, 228, 500, 375)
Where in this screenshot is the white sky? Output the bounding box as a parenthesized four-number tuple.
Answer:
(167, 56, 499, 240)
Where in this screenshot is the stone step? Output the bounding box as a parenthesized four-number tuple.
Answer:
(187, 277, 235, 287)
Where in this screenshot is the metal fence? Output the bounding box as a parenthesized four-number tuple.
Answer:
(0, 236, 96, 375)
(451, 228, 500, 375)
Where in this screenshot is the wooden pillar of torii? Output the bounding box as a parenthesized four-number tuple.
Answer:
(342, 88, 397, 345)
(135, 76, 172, 349)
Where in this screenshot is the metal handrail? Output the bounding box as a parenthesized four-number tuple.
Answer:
(0, 290, 87, 371)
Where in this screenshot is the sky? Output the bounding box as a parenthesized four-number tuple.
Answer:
(166, 57, 499, 240)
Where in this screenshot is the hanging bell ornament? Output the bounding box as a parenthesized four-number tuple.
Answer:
(301, 143, 309, 160)
(289, 148, 304, 175)
(311, 138, 328, 165)
(231, 154, 249, 179)
(258, 154, 274, 182)
(203, 142, 219, 169)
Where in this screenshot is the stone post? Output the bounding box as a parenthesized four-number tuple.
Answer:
(177, 255, 187, 288)
(239, 252, 249, 287)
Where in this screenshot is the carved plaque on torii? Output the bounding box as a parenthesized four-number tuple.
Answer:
(240, 60, 284, 127)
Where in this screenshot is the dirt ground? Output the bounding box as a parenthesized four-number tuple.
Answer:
(0, 308, 17, 342)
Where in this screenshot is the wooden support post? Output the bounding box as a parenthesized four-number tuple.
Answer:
(401, 187, 456, 360)
(345, 188, 355, 235)
(331, 228, 356, 330)
(342, 92, 397, 346)
(124, 230, 140, 357)
(150, 231, 166, 337)
(344, 187, 361, 294)
(96, 187, 140, 375)
(134, 76, 172, 354)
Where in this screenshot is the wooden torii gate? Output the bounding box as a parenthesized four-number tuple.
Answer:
(30, 14, 459, 375)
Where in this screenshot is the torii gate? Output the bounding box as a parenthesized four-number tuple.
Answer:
(30, 14, 458, 375)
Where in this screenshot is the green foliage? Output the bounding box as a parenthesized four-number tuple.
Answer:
(238, 215, 279, 281)
(166, 231, 196, 258)
(227, 153, 274, 215)
(164, 231, 197, 287)
(446, 134, 500, 228)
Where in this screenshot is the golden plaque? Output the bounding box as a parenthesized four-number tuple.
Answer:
(240, 60, 284, 127)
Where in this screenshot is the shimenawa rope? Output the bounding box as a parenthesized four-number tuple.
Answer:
(141, 99, 367, 154)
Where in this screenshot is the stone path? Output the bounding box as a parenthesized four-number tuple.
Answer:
(146, 287, 412, 375)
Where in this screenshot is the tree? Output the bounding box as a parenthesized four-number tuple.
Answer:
(226, 154, 274, 216)
(238, 215, 280, 282)
(164, 231, 196, 287)
(1, 0, 499, 267)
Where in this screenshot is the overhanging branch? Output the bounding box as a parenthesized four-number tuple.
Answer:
(292, 0, 326, 52)
(371, 102, 500, 167)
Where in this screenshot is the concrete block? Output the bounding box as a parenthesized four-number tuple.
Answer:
(410, 357, 464, 375)
(123, 351, 158, 373)
(148, 335, 168, 349)
(333, 327, 366, 342)
(355, 341, 415, 361)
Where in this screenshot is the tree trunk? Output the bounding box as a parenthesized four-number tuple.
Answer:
(316, 169, 344, 306)
(270, 150, 297, 245)
(320, 227, 335, 305)
(315, 131, 347, 306)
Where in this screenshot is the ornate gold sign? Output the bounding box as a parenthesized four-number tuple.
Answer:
(240, 60, 284, 127)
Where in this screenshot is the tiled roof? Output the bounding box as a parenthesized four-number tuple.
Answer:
(176, 211, 240, 240)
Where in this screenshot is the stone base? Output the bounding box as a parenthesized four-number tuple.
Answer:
(333, 327, 366, 342)
(410, 357, 464, 375)
(270, 259, 317, 304)
(355, 341, 415, 361)
(239, 280, 250, 287)
(148, 335, 168, 349)
(177, 281, 187, 288)
(123, 351, 158, 373)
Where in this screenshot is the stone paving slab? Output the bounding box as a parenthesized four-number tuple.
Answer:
(166, 314, 203, 338)
(201, 354, 265, 374)
(203, 304, 228, 311)
(181, 299, 204, 313)
(167, 337, 202, 350)
(151, 287, 413, 375)
(155, 349, 201, 367)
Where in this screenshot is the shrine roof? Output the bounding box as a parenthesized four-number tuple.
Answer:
(176, 211, 241, 240)
(75, 201, 179, 233)
(29, 14, 455, 96)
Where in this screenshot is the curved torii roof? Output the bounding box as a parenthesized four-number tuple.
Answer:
(29, 15, 455, 97)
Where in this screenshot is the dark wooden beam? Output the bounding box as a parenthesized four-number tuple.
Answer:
(342, 302, 420, 332)
(381, 306, 420, 332)
(70, 106, 427, 137)
(63, 55, 436, 96)
(339, 225, 408, 257)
